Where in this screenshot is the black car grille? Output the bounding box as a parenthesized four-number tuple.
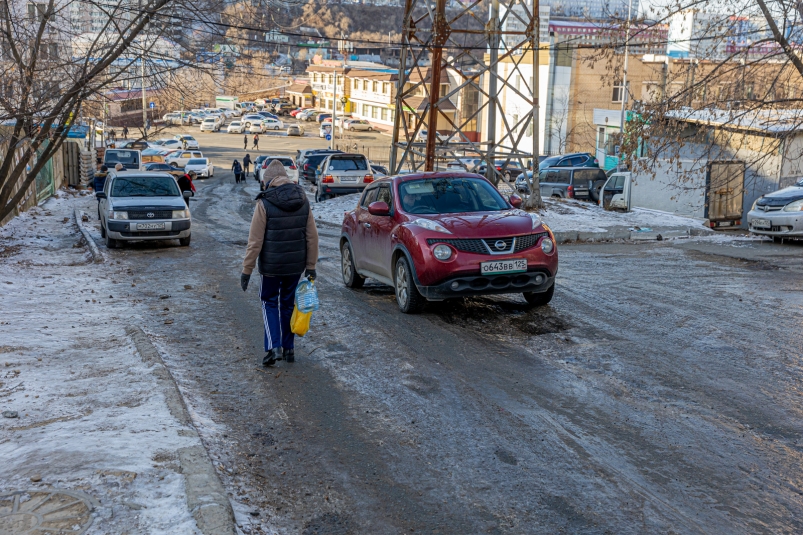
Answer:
(128, 210, 173, 220)
(120, 231, 182, 237)
(427, 232, 548, 254)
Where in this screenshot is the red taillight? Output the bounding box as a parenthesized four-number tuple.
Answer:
(567, 185, 574, 198)
(495, 166, 502, 170)
(289, 165, 296, 170)
(304, 164, 309, 170)
(363, 175, 374, 183)
(322, 175, 334, 183)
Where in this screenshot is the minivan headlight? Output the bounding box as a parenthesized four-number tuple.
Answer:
(109, 211, 128, 220)
(783, 199, 803, 212)
(172, 209, 190, 219)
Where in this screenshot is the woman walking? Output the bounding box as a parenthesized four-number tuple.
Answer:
(232, 160, 243, 183)
(252, 133, 260, 151)
(243, 134, 248, 150)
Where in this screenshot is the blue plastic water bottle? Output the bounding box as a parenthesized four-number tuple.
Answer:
(295, 279, 320, 313)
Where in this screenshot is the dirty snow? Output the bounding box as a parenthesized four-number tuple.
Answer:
(309, 192, 709, 234)
(0, 192, 203, 534)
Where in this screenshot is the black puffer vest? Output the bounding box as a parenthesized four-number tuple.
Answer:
(257, 183, 309, 277)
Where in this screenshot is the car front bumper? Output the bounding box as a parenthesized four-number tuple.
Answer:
(417, 269, 555, 300)
(107, 219, 191, 240)
(747, 209, 803, 236)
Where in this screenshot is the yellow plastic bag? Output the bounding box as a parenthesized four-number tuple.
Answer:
(290, 305, 312, 336)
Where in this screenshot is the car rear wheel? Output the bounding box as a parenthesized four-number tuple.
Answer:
(179, 235, 191, 246)
(395, 256, 425, 313)
(341, 242, 365, 289)
(367, 127, 373, 132)
(523, 282, 554, 307)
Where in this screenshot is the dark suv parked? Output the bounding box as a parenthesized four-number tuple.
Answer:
(517, 167, 608, 200)
(538, 152, 599, 171)
(298, 150, 342, 184)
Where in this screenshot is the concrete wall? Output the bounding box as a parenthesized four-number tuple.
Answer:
(630, 159, 708, 219)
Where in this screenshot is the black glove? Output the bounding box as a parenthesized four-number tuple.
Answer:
(240, 273, 250, 291)
(306, 269, 317, 281)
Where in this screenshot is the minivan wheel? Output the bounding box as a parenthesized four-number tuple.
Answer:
(395, 256, 426, 313)
(523, 283, 555, 307)
(105, 232, 118, 249)
(341, 242, 365, 289)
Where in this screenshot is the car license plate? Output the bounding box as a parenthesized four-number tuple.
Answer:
(480, 259, 527, 275)
(136, 223, 165, 230)
(751, 218, 771, 228)
(340, 176, 357, 182)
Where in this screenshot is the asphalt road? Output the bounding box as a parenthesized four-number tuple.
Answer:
(91, 149, 803, 533)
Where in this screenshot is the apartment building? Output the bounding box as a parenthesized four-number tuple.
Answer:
(348, 70, 398, 130)
(307, 63, 350, 113)
(549, 19, 669, 55)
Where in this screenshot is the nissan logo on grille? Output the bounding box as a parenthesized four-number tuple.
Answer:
(146, 212, 155, 218)
(495, 240, 506, 250)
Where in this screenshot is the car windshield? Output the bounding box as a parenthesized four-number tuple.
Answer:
(187, 159, 207, 165)
(111, 176, 179, 197)
(399, 178, 508, 214)
(328, 157, 368, 171)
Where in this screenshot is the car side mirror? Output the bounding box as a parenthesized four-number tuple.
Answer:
(95, 192, 107, 199)
(182, 191, 192, 199)
(508, 194, 522, 208)
(368, 201, 390, 216)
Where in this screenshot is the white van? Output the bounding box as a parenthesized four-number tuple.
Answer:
(103, 149, 142, 171)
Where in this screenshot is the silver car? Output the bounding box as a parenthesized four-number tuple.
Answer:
(747, 178, 803, 239)
(96, 173, 192, 248)
(314, 153, 373, 202)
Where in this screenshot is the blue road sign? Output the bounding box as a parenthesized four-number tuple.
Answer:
(325, 134, 332, 141)
(149, 102, 155, 109)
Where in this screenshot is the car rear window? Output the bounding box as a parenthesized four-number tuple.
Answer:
(327, 156, 368, 172)
(268, 157, 294, 166)
(187, 159, 207, 165)
(111, 176, 179, 197)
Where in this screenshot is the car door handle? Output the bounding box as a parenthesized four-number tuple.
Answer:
(363, 222, 371, 229)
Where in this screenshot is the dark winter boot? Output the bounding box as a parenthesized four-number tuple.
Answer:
(282, 348, 294, 363)
(262, 349, 278, 367)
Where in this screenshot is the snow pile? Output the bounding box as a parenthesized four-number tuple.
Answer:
(311, 193, 360, 226)
(0, 191, 202, 534)
(310, 193, 708, 233)
(541, 197, 709, 233)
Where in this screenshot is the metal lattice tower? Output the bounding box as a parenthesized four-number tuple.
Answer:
(389, 0, 540, 184)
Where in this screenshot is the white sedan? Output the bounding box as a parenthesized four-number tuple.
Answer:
(260, 118, 284, 131)
(173, 135, 199, 149)
(227, 121, 244, 134)
(184, 157, 214, 178)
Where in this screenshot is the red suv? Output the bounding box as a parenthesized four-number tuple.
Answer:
(340, 172, 558, 313)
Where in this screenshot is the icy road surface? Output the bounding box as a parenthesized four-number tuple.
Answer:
(69, 174, 803, 534)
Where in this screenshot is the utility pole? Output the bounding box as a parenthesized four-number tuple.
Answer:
(141, 53, 148, 139)
(330, 66, 337, 150)
(485, 0, 499, 183)
(617, 0, 634, 170)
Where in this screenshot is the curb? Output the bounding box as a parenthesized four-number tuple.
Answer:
(74, 209, 103, 263)
(553, 226, 715, 244)
(126, 326, 236, 535)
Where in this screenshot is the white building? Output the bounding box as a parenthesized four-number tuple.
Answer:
(543, 0, 636, 19)
(347, 70, 398, 130)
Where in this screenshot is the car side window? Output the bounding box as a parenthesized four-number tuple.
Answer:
(557, 170, 572, 184)
(360, 187, 379, 208)
(538, 170, 552, 183)
(375, 185, 392, 207)
(613, 175, 625, 189)
(556, 158, 571, 167)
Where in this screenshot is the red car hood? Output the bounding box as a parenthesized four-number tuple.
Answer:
(416, 210, 538, 238)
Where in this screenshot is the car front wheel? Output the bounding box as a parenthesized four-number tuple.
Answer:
(395, 256, 425, 313)
(179, 235, 191, 246)
(341, 242, 365, 288)
(523, 282, 554, 306)
(105, 232, 118, 249)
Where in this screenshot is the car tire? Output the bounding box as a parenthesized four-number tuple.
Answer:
(504, 172, 511, 182)
(100, 222, 106, 238)
(395, 256, 426, 314)
(341, 242, 365, 289)
(105, 232, 118, 249)
(590, 184, 603, 202)
(523, 282, 555, 307)
(368, 127, 372, 132)
(179, 235, 191, 246)
(773, 236, 784, 244)
(170, 162, 178, 168)
(315, 186, 327, 203)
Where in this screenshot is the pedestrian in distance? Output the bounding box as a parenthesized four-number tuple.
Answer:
(177, 171, 196, 206)
(243, 153, 252, 178)
(241, 160, 319, 367)
(232, 160, 243, 183)
(252, 133, 259, 151)
(243, 134, 248, 150)
(122, 126, 128, 139)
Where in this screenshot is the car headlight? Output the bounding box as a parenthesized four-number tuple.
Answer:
(528, 212, 542, 229)
(541, 237, 554, 254)
(109, 211, 128, 220)
(172, 209, 190, 219)
(751, 198, 760, 211)
(411, 218, 452, 234)
(432, 244, 452, 260)
(783, 199, 803, 212)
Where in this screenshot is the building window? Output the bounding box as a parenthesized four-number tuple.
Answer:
(383, 82, 389, 94)
(612, 81, 629, 103)
(312, 73, 318, 83)
(363, 80, 369, 91)
(372, 106, 379, 119)
(27, 2, 47, 21)
(372, 81, 378, 92)
(381, 108, 389, 121)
